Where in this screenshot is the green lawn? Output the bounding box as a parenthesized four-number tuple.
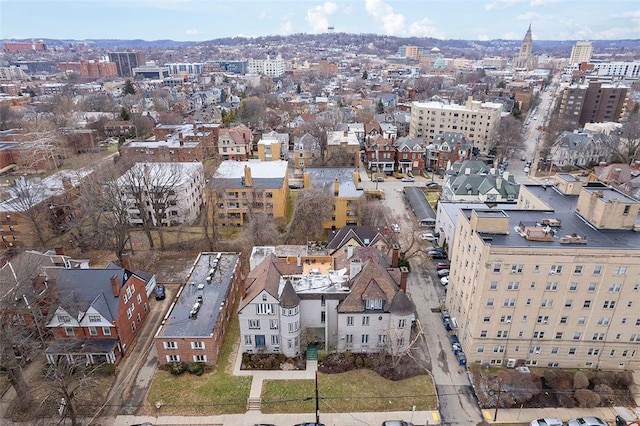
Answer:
(261, 369, 437, 414)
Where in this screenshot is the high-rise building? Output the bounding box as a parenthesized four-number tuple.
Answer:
(107, 51, 145, 77)
(569, 41, 593, 65)
(444, 176, 640, 370)
(247, 55, 285, 77)
(558, 81, 629, 126)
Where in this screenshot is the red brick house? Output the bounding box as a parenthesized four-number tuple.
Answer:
(364, 135, 395, 174)
(395, 136, 426, 174)
(218, 125, 253, 160)
(44, 264, 154, 365)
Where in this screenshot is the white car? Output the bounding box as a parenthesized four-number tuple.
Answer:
(531, 418, 564, 426)
(567, 418, 607, 426)
(401, 176, 415, 182)
(440, 276, 449, 286)
(421, 232, 436, 241)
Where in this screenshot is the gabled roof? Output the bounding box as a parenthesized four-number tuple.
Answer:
(449, 174, 519, 198)
(326, 226, 386, 252)
(451, 160, 492, 175)
(395, 136, 424, 151)
(239, 253, 303, 311)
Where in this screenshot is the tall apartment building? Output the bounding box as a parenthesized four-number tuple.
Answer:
(165, 63, 204, 76)
(3, 40, 46, 53)
(569, 41, 593, 65)
(397, 45, 424, 60)
(247, 55, 285, 77)
(410, 97, 503, 153)
(108, 51, 145, 77)
(58, 60, 118, 78)
(445, 175, 640, 371)
(558, 81, 629, 126)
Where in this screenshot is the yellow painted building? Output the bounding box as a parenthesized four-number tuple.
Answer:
(207, 160, 289, 227)
(303, 167, 363, 230)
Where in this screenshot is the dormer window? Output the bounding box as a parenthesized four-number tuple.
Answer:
(365, 299, 383, 310)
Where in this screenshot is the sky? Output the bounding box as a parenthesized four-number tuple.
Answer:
(1, 0, 639, 42)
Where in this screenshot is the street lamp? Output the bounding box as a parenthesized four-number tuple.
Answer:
(303, 371, 320, 424)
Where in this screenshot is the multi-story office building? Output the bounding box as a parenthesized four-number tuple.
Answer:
(247, 55, 285, 77)
(445, 175, 640, 371)
(57, 60, 118, 78)
(569, 41, 593, 65)
(410, 97, 502, 153)
(165, 63, 204, 76)
(108, 51, 145, 77)
(558, 81, 629, 126)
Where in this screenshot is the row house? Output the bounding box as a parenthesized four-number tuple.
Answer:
(45, 262, 154, 365)
(238, 246, 415, 357)
(155, 252, 241, 366)
(364, 135, 396, 175)
(395, 136, 426, 174)
(425, 132, 474, 171)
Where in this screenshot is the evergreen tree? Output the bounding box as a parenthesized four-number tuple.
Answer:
(376, 99, 385, 114)
(123, 79, 136, 95)
(120, 106, 130, 121)
(362, 70, 368, 80)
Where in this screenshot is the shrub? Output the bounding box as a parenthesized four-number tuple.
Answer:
(594, 383, 614, 404)
(317, 352, 326, 362)
(242, 353, 250, 364)
(187, 362, 205, 376)
(263, 359, 272, 369)
(277, 353, 286, 362)
(364, 358, 372, 368)
(575, 388, 601, 407)
(169, 361, 187, 376)
(612, 370, 634, 388)
(355, 357, 364, 367)
(573, 371, 589, 389)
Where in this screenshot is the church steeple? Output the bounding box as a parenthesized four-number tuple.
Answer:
(514, 24, 534, 69)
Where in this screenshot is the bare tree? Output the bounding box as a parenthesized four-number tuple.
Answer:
(286, 187, 333, 243)
(3, 177, 51, 248)
(0, 104, 22, 131)
(491, 115, 524, 160)
(356, 197, 387, 227)
(611, 111, 640, 164)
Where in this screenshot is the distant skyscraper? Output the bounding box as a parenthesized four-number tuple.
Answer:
(569, 41, 593, 65)
(108, 51, 145, 77)
(513, 24, 534, 70)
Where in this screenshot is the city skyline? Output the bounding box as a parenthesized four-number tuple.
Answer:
(1, 0, 639, 43)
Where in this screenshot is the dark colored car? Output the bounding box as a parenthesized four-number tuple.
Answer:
(429, 252, 447, 259)
(382, 421, 414, 426)
(154, 285, 166, 300)
(436, 262, 450, 270)
(295, 423, 325, 426)
(437, 269, 450, 277)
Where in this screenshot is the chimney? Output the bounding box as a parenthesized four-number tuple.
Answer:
(399, 266, 409, 292)
(297, 254, 302, 267)
(121, 251, 133, 271)
(110, 274, 120, 297)
(391, 243, 400, 268)
(347, 245, 354, 259)
(343, 129, 348, 137)
(353, 170, 360, 187)
(334, 177, 340, 196)
(349, 258, 362, 277)
(243, 165, 253, 187)
(54, 245, 64, 255)
(496, 176, 502, 189)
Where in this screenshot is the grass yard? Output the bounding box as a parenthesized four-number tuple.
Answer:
(261, 369, 437, 414)
(143, 302, 251, 415)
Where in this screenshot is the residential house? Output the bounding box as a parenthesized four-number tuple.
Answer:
(326, 130, 360, 168)
(443, 170, 519, 203)
(155, 252, 241, 366)
(445, 177, 640, 370)
(257, 131, 289, 162)
(425, 132, 474, 171)
(395, 136, 425, 174)
(117, 162, 204, 227)
(592, 163, 640, 195)
(364, 135, 396, 175)
(326, 226, 389, 255)
(207, 160, 289, 227)
(551, 130, 615, 168)
(238, 246, 414, 357)
(293, 133, 321, 170)
(45, 263, 153, 364)
(218, 125, 253, 161)
(303, 167, 363, 230)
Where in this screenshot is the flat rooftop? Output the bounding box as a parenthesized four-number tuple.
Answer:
(158, 252, 239, 338)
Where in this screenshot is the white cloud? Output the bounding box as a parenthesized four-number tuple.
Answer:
(484, 0, 523, 11)
(477, 34, 490, 41)
(279, 21, 294, 35)
(529, 0, 562, 6)
(364, 0, 406, 35)
(305, 2, 338, 33)
(185, 28, 199, 35)
(516, 11, 540, 21)
(502, 31, 521, 39)
(408, 18, 445, 39)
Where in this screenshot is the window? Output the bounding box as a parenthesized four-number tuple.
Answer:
(545, 282, 558, 291)
(573, 332, 582, 340)
(551, 347, 559, 354)
(565, 300, 573, 308)
(569, 282, 578, 291)
(88, 315, 101, 322)
(568, 348, 577, 355)
(58, 315, 71, 323)
(493, 264, 501, 273)
(345, 334, 353, 345)
(256, 303, 274, 315)
(365, 299, 383, 310)
(346, 316, 354, 326)
(555, 332, 563, 339)
(378, 335, 387, 346)
(511, 264, 523, 274)
(164, 341, 177, 349)
(271, 335, 279, 345)
(593, 266, 602, 275)
(574, 265, 583, 274)
(248, 319, 260, 329)
(398, 319, 406, 328)
(362, 316, 370, 326)
(288, 321, 299, 333)
(603, 300, 616, 309)
(499, 315, 512, 323)
(191, 341, 205, 349)
(630, 334, 640, 342)
(477, 345, 484, 353)
(361, 334, 369, 345)
(533, 331, 545, 339)
(270, 319, 279, 330)
(587, 348, 600, 356)
(609, 283, 622, 292)
(592, 333, 605, 341)
(549, 265, 563, 274)
(613, 266, 628, 276)
(503, 298, 516, 307)
(193, 354, 207, 362)
(597, 317, 611, 325)
(486, 298, 494, 307)
(480, 330, 488, 337)
(537, 316, 549, 324)
(560, 316, 568, 324)
(529, 346, 541, 354)
(131, 322, 136, 332)
(64, 327, 74, 336)
(483, 314, 491, 323)
(541, 299, 553, 308)
(88, 326, 97, 336)
(493, 345, 505, 353)
(103, 326, 111, 335)
(583, 300, 591, 308)
(166, 354, 180, 362)
(507, 281, 520, 290)
(489, 281, 498, 290)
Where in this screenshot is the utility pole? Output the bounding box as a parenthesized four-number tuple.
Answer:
(315, 371, 320, 424)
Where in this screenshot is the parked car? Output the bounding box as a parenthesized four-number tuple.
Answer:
(440, 276, 449, 286)
(401, 176, 415, 182)
(154, 285, 166, 300)
(426, 182, 441, 188)
(381, 421, 414, 426)
(436, 262, 450, 270)
(530, 418, 564, 426)
(430, 252, 447, 259)
(437, 269, 450, 277)
(421, 232, 436, 241)
(295, 423, 326, 426)
(567, 418, 607, 426)
(524, 166, 530, 173)
(391, 223, 400, 233)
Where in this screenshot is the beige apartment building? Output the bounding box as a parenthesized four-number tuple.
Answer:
(445, 174, 640, 371)
(409, 96, 502, 153)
